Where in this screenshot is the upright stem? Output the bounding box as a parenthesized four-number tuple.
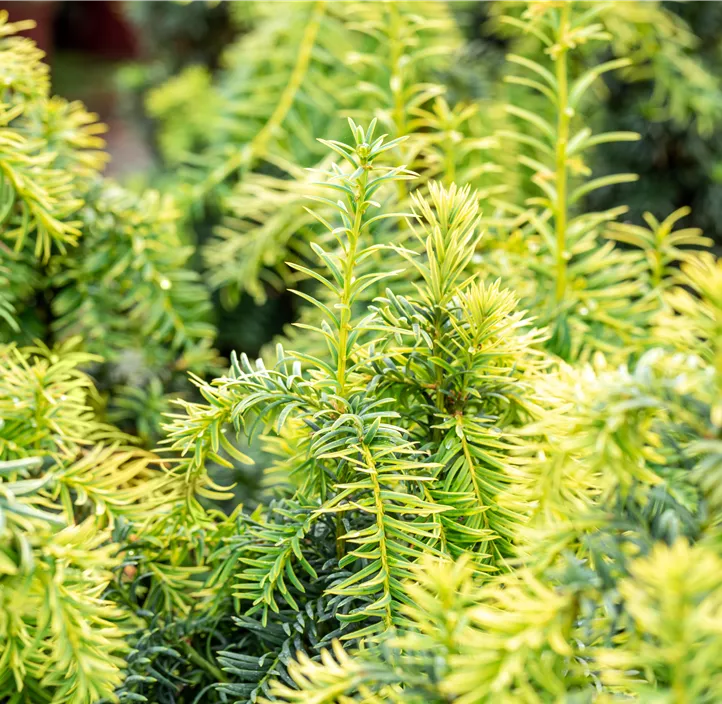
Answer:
(458, 418, 493, 559)
(181, 640, 228, 684)
(554, 4, 571, 304)
(253, 0, 325, 156)
(196, 1, 326, 202)
(336, 167, 369, 396)
(362, 445, 393, 630)
(431, 312, 446, 444)
(388, 4, 410, 206)
(333, 143, 372, 557)
(389, 4, 407, 140)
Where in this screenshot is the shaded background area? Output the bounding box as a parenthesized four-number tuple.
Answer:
(4, 1, 152, 177)
(2, 1, 239, 177)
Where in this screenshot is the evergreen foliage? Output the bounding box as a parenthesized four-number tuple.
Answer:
(0, 10, 220, 443)
(4, 2, 722, 703)
(0, 339, 170, 702)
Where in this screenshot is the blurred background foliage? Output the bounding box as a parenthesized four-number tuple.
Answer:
(157, 1, 718, 308)
(119, 0, 722, 248)
(96, 3, 722, 286)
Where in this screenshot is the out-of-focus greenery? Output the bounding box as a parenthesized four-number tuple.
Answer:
(588, 1, 722, 242)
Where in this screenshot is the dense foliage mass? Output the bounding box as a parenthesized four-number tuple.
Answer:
(0, 9, 220, 446)
(4, 2, 722, 703)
